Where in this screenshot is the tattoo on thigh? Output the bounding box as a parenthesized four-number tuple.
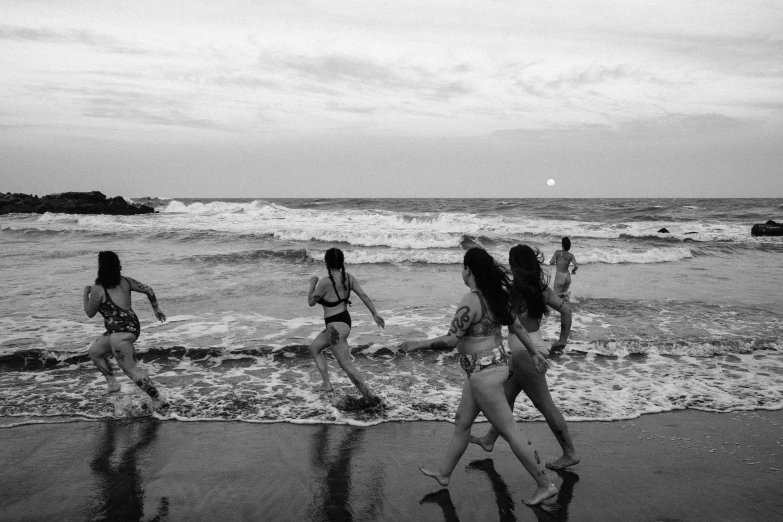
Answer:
(113, 350, 125, 362)
(135, 377, 160, 399)
(328, 326, 340, 347)
(534, 450, 541, 464)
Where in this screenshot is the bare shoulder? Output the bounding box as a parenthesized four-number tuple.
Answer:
(459, 290, 480, 307)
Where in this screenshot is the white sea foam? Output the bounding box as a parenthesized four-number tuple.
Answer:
(301, 246, 692, 265)
(7, 200, 769, 247)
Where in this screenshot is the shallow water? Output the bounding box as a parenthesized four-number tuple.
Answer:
(1, 198, 781, 426)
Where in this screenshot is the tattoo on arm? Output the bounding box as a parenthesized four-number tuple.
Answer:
(430, 340, 450, 350)
(126, 276, 158, 304)
(448, 306, 471, 337)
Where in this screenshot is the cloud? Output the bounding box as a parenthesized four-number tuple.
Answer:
(0, 24, 149, 54)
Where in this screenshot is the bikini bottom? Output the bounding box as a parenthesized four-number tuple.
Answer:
(459, 344, 509, 376)
(324, 309, 352, 328)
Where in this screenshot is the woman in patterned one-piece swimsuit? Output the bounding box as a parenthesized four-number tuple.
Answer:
(83, 251, 169, 410)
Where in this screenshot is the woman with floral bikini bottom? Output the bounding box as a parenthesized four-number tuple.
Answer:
(401, 247, 557, 506)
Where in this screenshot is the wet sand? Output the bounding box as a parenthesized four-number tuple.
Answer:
(1, 410, 781, 521)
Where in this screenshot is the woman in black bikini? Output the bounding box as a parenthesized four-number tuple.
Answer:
(83, 251, 168, 409)
(307, 248, 385, 402)
(471, 244, 579, 470)
(400, 248, 557, 506)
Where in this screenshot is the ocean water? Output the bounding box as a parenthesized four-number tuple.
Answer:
(1, 198, 782, 427)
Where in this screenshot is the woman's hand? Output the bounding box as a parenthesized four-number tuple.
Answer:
(309, 275, 319, 287)
(400, 341, 418, 353)
(373, 314, 385, 328)
(531, 352, 549, 373)
(153, 308, 167, 323)
(84, 285, 92, 296)
(550, 340, 567, 353)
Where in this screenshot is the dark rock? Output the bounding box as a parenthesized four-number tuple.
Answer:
(751, 220, 783, 237)
(684, 232, 697, 235)
(0, 191, 155, 215)
(658, 228, 669, 233)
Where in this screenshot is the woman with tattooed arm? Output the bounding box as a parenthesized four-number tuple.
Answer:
(307, 248, 385, 402)
(471, 244, 579, 470)
(83, 251, 169, 409)
(400, 248, 557, 506)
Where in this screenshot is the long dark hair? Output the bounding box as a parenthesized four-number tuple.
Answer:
(324, 247, 348, 292)
(508, 244, 550, 320)
(463, 248, 514, 325)
(95, 251, 122, 288)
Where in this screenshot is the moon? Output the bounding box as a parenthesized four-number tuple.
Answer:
(547, 179, 555, 186)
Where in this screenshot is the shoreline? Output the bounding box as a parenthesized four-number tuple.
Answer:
(1, 409, 781, 521)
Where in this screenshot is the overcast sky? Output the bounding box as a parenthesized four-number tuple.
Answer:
(1, 0, 781, 198)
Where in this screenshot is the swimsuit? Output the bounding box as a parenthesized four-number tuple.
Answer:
(553, 271, 571, 294)
(324, 309, 352, 328)
(98, 279, 141, 339)
(459, 344, 510, 376)
(459, 290, 508, 376)
(464, 290, 502, 337)
(319, 276, 352, 328)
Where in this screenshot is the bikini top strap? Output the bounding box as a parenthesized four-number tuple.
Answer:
(329, 275, 342, 302)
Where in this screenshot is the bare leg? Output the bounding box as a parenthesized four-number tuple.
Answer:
(470, 367, 556, 506)
(109, 333, 168, 408)
(420, 377, 480, 486)
(474, 352, 580, 469)
(309, 329, 334, 392)
(88, 334, 120, 393)
(329, 323, 375, 401)
(470, 369, 522, 451)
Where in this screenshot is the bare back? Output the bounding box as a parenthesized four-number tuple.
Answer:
(101, 278, 133, 310)
(553, 250, 574, 273)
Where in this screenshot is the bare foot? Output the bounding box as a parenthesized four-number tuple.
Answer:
(523, 484, 557, 506)
(419, 465, 450, 487)
(469, 434, 495, 452)
(545, 455, 580, 470)
(106, 382, 121, 394)
(152, 395, 170, 411)
(318, 384, 334, 393)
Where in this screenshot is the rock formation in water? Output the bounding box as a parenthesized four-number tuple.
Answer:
(0, 191, 155, 215)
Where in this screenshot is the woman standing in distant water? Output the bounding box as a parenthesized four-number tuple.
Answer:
(401, 248, 557, 506)
(308, 248, 385, 402)
(550, 237, 578, 299)
(83, 251, 169, 409)
(471, 244, 580, 469)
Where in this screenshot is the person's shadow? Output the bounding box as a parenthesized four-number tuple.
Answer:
(308, 425, 385, 522)
(89, 418, 169, 521)
(420, 458, 579, 522)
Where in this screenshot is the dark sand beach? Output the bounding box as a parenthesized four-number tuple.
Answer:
(1, 410, 781, 521)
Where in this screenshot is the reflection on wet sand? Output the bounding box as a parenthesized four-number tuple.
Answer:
(89, 419, 168, 521)
(308, 425, 385, 522)
(420, 489, 460, 522)
(421, 458, 579, 522)
(466, 458, 517, 522)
